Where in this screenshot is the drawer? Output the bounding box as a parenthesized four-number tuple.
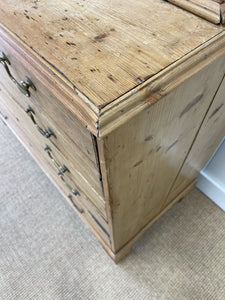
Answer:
(0, 41, 96, 164)
(0, 89, 111, 246)
(0, 80, 107, 218)
(41, 144, 111, 246)
(0, 39, 106, 216)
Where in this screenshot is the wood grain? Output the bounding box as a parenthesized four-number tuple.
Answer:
(1, 0, 225, 262)
(0, 69, 107, 219)
(163, 74, 225, 206)
(111, 179, 198, 263)
(100, 53, 225, 251)
(0, 0, 222, 107)
(167, 0, 225, 24)
(0, 25, 99, 135)
(0, 85, 111, 246)
(221, 2, 225, 23)
(167, 0, 220, 23)
(98, 32, 225, 137)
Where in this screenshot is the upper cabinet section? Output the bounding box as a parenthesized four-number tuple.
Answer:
(0, 0, 223, 109)
(167, 0, 225, 24)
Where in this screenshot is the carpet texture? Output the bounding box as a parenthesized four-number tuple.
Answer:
(0, 119, 225, 300)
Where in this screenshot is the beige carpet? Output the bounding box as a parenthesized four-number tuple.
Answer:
(0, 119, 225, 300)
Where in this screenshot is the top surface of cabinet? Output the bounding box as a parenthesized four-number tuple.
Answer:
(0, 0, 224, 110)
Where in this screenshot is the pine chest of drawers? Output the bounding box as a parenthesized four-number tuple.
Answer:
(0, 0, 225, 262)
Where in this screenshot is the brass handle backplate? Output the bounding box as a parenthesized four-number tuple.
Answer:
(44, 145, 80, 196)
(25, 105, 55, 138)
(0, 51, 36, 97)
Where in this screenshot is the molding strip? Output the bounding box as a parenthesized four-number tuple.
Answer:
(166, 0, 225, 24)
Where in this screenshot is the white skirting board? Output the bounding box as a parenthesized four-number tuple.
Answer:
(197, 172, 225, 211)
(196, 138, 225, 212)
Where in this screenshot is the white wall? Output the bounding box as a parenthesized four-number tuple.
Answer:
(197, 138, 225, 211)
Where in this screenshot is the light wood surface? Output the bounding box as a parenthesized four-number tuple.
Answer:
(0, 0, 222, 108)
(164, 74, 225, 206)
(167, 0, 225, 24)
(100, 53, 225, 251)
(221, 2, 225, 23)
(98, 32, 225, 137)
(0, 33, 107, 216)
(111, 179, 198, 263)
(0, 86, 107, 218)
(1, 1, 225, 262)
(0, 25, 99, 135)
(0, 86, 111, 247)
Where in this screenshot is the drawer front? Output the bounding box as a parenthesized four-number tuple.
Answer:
(0, 38, 106, 216)
(0, 88, 111, 246)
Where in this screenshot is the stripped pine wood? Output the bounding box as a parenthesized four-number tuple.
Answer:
(221, 3, 225, 22)
(100, 53, 225, 251)
(0, 83, 107, 219)
(163, 74, 225, 207)
(0, 25, 99, 135)
(110, 179, 198, 263)
(98, 32, 225, 137)
(167, 0, 225, 24)
(0, 37, 99, 166)
(0, 85, 111, 245)
(0, 0, 222, 108)
(1, 0, 225, 262)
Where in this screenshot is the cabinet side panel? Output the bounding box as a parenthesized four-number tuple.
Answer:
(101, 54, 225, 251)
(164, 73, 225, 206)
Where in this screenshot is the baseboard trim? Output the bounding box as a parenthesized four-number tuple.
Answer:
(197, 171, 225, 211)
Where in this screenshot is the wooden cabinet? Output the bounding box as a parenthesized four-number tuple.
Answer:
(0, 0, 225, 262)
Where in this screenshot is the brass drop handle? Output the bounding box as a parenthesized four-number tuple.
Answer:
(68, 195, 84, 214)
(25, 105, 55, 138)
(44, 145, 68, 175)
(44, 145, 80, 196)
(0, 51, 36, 97)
